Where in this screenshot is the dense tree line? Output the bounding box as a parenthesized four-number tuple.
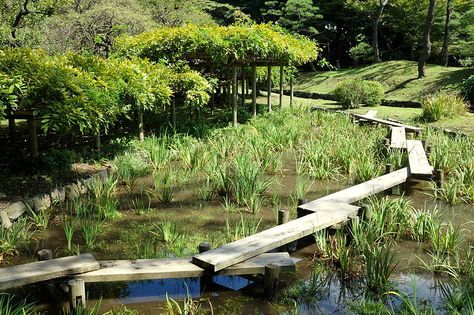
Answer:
(218, 0, 474, 69)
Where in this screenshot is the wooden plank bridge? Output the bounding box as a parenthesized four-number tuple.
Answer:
(0, 110, 437, 309)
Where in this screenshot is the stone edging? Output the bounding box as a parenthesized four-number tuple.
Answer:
(0, 168, 109, 229)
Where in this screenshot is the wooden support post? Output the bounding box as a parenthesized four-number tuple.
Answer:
(252, 65, 257, 118)
(211, 93, 215, 116)
(8, 118, 16, 145)
(241, 70, 245, 107)
(27, 119, 39, 158)
(37, 249, 53, 261)
(68, 278, 86, 310)
(138, 111, 144, 142)
(277, 209, 289, 252)
(199, 242, 213, 293)
(361, 204, 371, 221)
(264, 263, 280, 299)
(385, 163, 393, 195)
(289, 77, 294, 107)
(296, 198, 309, 218)
(384, 138, 390, 149)
(267, 66, 272, 112)
(279, 65, 284, 108)
(434, 169, 444, 190)
(232, 65, 238, 127)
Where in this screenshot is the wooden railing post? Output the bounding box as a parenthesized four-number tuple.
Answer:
(267, 66, 272, 112)
(277, 209, 289, 252)
(232, 65, 238, 127)
(138, 111, 144, 142)
(252, 65, 257, 117)
(279, 65, 284, 108)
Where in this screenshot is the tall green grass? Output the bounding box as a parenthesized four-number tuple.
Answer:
(421, 92, 468, 122)
(0, 294, 35, 315)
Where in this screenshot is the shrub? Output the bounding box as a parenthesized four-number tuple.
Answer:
(421, 92, 468, 122)
(334, 79, 384, 108)
(461, 75, 474, 107)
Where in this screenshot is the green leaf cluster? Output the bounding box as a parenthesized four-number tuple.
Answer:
(115, 24, 319, 66)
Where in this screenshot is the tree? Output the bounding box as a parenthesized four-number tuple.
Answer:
(439, 0, 452, 66)
(373, 0, 389, 62)
(278, 0, 322, 38)
(418, 0, 437, 78)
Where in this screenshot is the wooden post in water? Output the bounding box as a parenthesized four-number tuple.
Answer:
(37, 249, 52, 261)
(289, 76, 294, 107)
(232, 65, 238, 127)
(267, 66, 272, 112)
(279, 65, 284, 108)
(277, 209, 289, 252)
(199, 242, 213, 293)
(252, 65, 257, 117)
(434, 169, 444, 189)
(138, 111, 144, 142)
(264, 263, 280, 299)
(68, 278, 86, 310)
(27, 119, 39, 158)
(385, 163, 393, 195)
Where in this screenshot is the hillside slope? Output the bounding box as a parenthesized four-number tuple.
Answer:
(294, 61, 474, 102)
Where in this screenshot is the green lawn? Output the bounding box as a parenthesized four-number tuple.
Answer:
(293, 60, 474, 102)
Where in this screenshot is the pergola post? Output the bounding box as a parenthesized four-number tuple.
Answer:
(95, 133, 101, 151)
(279, 65, 284, 108)
(252, 65, 257, 118)
(241, 68, 245, 107)
(232, 65, 238, 127)
(27, 118, 39, 158)
(171, 98, 176, 131)
(290, 76, 294, 107)
(138, 110, 144, 142)
(267, 66, 272, 112)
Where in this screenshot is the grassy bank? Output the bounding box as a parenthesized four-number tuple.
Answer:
(293, 60, 474, 102)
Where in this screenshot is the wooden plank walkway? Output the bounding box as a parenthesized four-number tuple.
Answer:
(300, 168, 409, 209)
(353, 113, 421, 133)
(80, 253, 295, 283)
(192, 202, 360, 272)
(390, 126, 407, 149)
(407, 140, 433, 176)
(0, 254, 99, 290)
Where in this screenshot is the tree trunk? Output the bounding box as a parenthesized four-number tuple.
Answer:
(439, 0, 452, 66)
(373, 0, 389, 63)
(418, 0, 437, 78)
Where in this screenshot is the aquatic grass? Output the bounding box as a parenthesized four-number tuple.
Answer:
(313, 230, 329, 258)
(245, 194, 263, 214)
(149, 171, 176, 204)
(388, 149, 408, 170)
(81, 220, 103, 250)
(387, 284, 436, 315)
(0, 217, 31, 257)
(221, 196, 238, 213)
(195, 176, 217, 201)
(112, 152, 150, 193)
(155, 221, 180, 244)
(409, 207, 441, 242)
(0, 293, 35, 315)
(85, 176, 118, 200)
(165, 290, 213, 315)
(63, 218, 77, 252)
(131, 195, 152, 214)
(26, 205, 50, 230)
(289, 178, 312, 206)
(96, 196, 121, 220)
(430, 222, 462, 255)
(232, 154, 272, 206)
(72, 197, 95, 218)
(224, 214, 262, 243)
(364, 244, 398, 293)
(351, 153, 381, 184)
(139, 135, 172, 171)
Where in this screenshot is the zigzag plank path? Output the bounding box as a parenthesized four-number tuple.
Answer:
(407, 140, 433, 176)
(390, 126, 407, 149)
(192, 202, 360, 272)
(79, 253, 295, 283)
(352, 113, 421, 133)
(0, 254, 99, 290)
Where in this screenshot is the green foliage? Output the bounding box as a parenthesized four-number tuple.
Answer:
(0, 72, 24, 119)
(349, 41, 373, 64)
(421, 92, 468, 122)
(0, 293, 35, 315)
(115, 24, 318, 66)
(334, 79, 384, 108)
(461, 75, 474, 106)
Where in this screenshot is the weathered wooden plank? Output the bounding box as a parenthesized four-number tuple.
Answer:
(364, 110, 378, 118)
(0, 254, 99, 290)
(296, 201, 360, 216)
(80, 253, 295, 282)
(352, 114, 421, 132)
(390, 126, 407, 149)
(302, 167, 409, 207)
(407, 140, 433, 176)
(192, 203, 358, 272)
